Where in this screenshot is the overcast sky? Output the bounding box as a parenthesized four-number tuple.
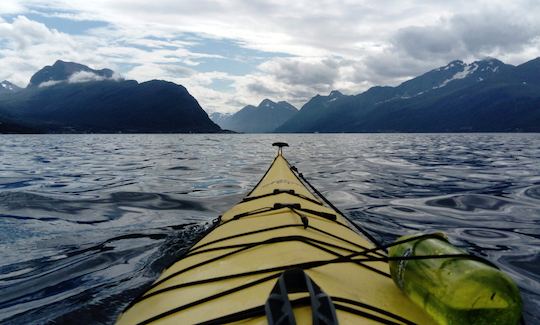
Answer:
(1, 1, 539, 113)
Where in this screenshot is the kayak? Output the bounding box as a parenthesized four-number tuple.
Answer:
(116, 143, 435, 324)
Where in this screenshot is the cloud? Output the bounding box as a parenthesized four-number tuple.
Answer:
(68, 71, 106, 83)
(393, 12, 540, 61)
(38, 80, 62, 87)
(393, 26, 461, 61)
(0, 15, 66, 50)
(258, 57, 341, 87)
(37, 70, 120, 87)
(1, 1, 540, 113)
(126, 63, 195, 81)
(246, 82, 280, 97)
(451, 12, 539, 53)
(0, 1, 25, 14)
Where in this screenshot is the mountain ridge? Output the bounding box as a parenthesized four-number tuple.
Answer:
(28, 60, 116, 88)
(0, 80, 22, 95)
(276, 57, 540, 133)
(0, 61, 222, 133)
(214, 99, 297, 133)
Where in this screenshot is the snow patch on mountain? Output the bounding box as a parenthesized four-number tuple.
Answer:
(434, 63, 479, 89)
(1, 82, 13, 90)
(480, 65, 499, 73)
(0, 80, 21, 92)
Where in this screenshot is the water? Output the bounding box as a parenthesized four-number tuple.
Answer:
(0, 134, 538, 324)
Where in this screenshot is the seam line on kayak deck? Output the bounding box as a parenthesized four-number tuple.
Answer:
(245, 155, 279, 197)
(291, 164, 382, 248)
(285, 159, 324, 205)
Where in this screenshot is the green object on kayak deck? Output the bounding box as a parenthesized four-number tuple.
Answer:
(389, 233, 522, 325)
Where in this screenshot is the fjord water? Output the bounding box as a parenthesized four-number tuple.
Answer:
(0, 134, 538, 324)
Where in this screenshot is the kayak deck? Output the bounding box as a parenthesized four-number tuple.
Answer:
(117, 150, 434, 324)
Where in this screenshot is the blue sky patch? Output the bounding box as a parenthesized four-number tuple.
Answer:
(210, 78, 235, 92)
(8, 12, 109, 34)
(184, 34, 291, 75)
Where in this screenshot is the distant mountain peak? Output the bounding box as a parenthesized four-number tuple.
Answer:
(0, 80, 22, 94)
(1, 80, 20, 90)
(422, 58, 515, 91)
(259, 98, 276, 108)
(28, 60, 115, 88)
(54, 59, 69, 65)
(218, 99, 297, 132)
(437, 60, 466, 72)
(209, 112, 232, 126)
(329, 90, 343, 97)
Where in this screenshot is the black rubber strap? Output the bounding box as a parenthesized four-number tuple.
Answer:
(265, 268, 339, 325)
(331, 297, 415, 325)
(136, 273, 281, 325)
(185, 235, 361, 259)
(188, 223, 304, 253)
(242, 188, 323, 206)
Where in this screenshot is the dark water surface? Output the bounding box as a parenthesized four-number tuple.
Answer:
(0, 134, 539, 324)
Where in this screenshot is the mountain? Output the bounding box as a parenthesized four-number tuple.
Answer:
(0, 81, 22, 95)
(209, 112, 232, 127)
(218, 99, 298, 133)
(276, 57, 540, 132)
(28, 60, 115, 87)
(276, 90, 350, 132)
(0, 61, 221, 133)
(514, 57, 540, 83)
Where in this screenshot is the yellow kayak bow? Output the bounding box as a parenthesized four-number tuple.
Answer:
(117, 143, 434, 325)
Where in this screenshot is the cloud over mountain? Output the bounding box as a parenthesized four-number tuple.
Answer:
(393, 11, 540, 61)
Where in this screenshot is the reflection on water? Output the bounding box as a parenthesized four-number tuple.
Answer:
(0, 134, 539, 324)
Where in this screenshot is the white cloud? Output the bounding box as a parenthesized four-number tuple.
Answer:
(38, 80, 61, 87)
(68, 71, 105, 83)
(1, 1, 540, 112)
(0, 15, 65, 50)
(0, 1, 25, 14)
